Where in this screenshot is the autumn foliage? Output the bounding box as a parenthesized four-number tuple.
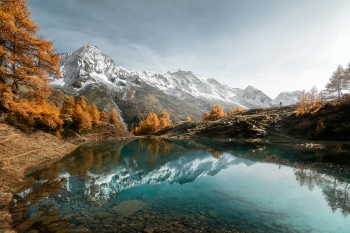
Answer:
(202, 104, 226, 121)
(132, 111, 172, 135)
(0, 0, 127, 138)
(109, 108, 122, 127)
(185, 116, 192, 122)
(227, 106, 245, 116)
(60, 96, 123, 133)
(0, 0, 62, 129)
(295, 86, 322, 116)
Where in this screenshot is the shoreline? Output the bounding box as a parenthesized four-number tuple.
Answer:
(1, 124, 349, 232)
(0, 123, 77, 233)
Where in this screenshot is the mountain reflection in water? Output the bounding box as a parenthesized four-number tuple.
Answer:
(11, 139, 350, 232)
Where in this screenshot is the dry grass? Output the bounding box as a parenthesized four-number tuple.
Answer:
(0, 123, 77, 232)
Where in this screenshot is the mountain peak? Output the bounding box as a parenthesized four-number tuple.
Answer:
(244, 85, 258, 92)
(77, 44, 103, 54)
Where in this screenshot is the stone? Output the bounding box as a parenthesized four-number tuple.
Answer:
(208, 210, 218, 218)
(112, 200, 145, 217)
(68, 227, 90, 233)
(143, 227, 154, 233)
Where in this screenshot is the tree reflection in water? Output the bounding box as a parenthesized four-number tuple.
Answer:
(10, 139, 350, 232)
(294, 163, 350, 216)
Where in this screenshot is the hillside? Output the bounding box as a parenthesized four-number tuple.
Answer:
(156, 96, 350, 144)
(50, 45, 302, 128)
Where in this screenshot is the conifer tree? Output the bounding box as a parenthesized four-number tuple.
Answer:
(296, 90, 309, 115)
(100, 110, 108, 122)
(109, 108, 121, 127)
(185, 116, 192, 122)
(132, 111, 173, 135)
(0, 0, 61, 129)
(73, 104, 92, 132)
(158, 110, 172, 130)
(202, 104, 226, 121)
(344, 62, 350, 91)
(61, 97, 75, 115)
(77, 96, 89, 111)
(308, 86, 320, 112)
(89, 103, 100, 126)
(325, 65, 345, 99)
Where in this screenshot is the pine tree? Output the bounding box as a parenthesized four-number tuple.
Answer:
(0, 0, 61, 129)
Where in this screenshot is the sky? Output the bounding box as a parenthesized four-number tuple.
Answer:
(28, 0, 350, 98)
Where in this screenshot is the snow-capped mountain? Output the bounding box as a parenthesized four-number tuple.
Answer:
(273, 91, 303, 106)
(50, 45, 300, 126)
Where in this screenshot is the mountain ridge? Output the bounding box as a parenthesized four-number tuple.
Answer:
(50, 44, 302, 127)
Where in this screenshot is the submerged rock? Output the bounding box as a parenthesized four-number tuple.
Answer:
(208, 210, 219, 218)
(112, 200, 145, 217)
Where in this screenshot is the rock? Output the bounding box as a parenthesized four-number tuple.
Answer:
(143, 227, 154, 233)
(98, 212, 114, 219)
(208, 210, 218, 218)
(68, 227, 90, 233)
(112, 200, 145, 217)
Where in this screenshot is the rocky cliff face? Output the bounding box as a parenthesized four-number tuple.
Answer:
(50, 44, 300, 127)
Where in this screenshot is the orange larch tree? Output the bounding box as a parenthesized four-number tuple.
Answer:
(202, 104, 226, 121)
(61, 97, 75, 115)
(73, 104, 92, 132)
(227, 106, 244, 116)
(109, 108, 121, 127)
(0, 0, 61, 129)
(185, 116, 192, 122)
(158, 110, 172, 130)
(132, 111, 172, 136)
(100, 110, 108, 122)
(89, 103, 101, 126)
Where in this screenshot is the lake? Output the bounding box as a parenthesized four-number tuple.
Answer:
(10, 139, 350, 232)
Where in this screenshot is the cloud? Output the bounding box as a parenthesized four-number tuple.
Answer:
(28, 0, 350, 98)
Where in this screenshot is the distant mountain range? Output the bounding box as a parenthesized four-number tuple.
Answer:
(50, 44, 301, 127)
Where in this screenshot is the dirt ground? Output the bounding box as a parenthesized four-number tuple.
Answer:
(0, 123, 77, 233)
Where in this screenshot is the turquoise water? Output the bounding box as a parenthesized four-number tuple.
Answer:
(11, 139, 350, 232)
